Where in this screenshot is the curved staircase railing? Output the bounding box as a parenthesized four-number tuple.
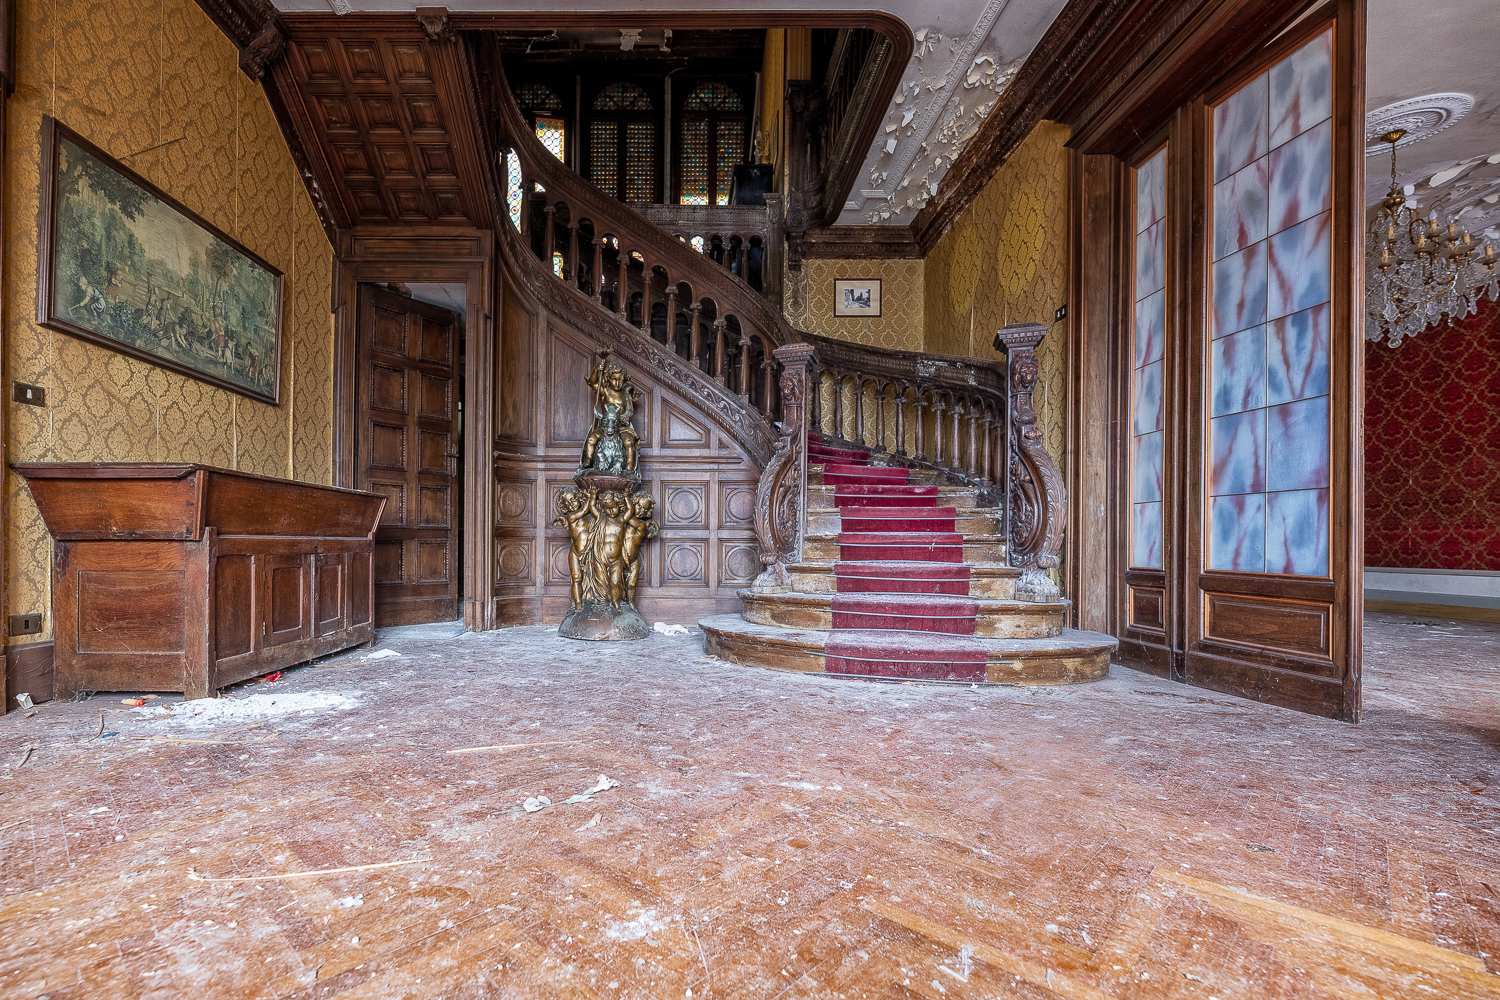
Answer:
(483, 44, 802, 422)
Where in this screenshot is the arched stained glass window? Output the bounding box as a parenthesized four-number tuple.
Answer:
(677, 82, 747, 206)
(506, 149, 523, 231)
(594, 82, 654, 111)
(515, 82, 566, 164)
(589, 82, 658, 203)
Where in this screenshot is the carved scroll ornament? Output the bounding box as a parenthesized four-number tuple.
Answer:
(994, 323, 1066, 603)
(752, 344, 816, 592)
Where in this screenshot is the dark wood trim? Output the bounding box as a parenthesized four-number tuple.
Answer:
(1365, 601, 1500, 625)
(4, 640, 54, 711)
(816, 33, 895, 226)
(797, 225, 921, 260)
(330, 227, 496, 631)
(36, 116, 286, 406)
(192, 0, 277, 51)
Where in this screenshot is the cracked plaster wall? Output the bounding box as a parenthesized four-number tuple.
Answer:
(4, 0, 335, 646)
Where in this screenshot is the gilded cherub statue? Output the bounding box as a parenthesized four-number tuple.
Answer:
(580, 349, 641, 475)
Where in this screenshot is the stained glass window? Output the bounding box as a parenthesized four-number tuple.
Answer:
(690, 236, 705, 253)
(553, 251, 566, 279)
(594, 82, 653, 111)
(684, 82, 742, 111)
(625, 121, 655, 203)
(717, 120, 744, 206)
(679, 120, 710, 206)
(1131, 147, 1167, 570)
(535, 117, 565, 162)
(1206, 30, 1332, 576)
(590, 121, 618, 197)
(517, 83, 563, 113)
(506, 150, 523, 231)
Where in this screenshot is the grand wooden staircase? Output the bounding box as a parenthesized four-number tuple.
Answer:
(483, 48, 1115, 681)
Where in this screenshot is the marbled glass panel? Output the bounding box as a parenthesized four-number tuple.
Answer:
(1269, 118, 1332, 234)
(1266, 489, 1329, 576)
(1136, 148, 1167, 235)
(1213, 72, 1268, 181)
(1266, 396, 1329, 492)
(1211, 325, 1267, 417)
(1208, 493, 1266, 572)
(1133, 502, 1163, 570)
(1212, 242, 1268, 338)
(1134, 431, 1164, 503)
(1134, 289, 1165, 368)
(1209, 409, 1265, 496)
(1133, 361, 1164, 436)
(1268, 211, 1331, 320)
(1213, 159, 1269, 261)
(1136, 220, 1166, 297)
(1267, 303, 1329, 404)
(1269, 30, 1333, 149)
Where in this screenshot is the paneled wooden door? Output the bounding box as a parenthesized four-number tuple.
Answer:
(1117, 10, 1363, 721)
(356, 285, 463, 626)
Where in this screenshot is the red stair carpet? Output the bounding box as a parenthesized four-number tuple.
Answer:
(808, 433, 991, 682)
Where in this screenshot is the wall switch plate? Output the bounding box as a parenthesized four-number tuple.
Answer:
(8, 613, 43, 636)
(1054, 305, 1067, 322)
(12, 382, 46, 406)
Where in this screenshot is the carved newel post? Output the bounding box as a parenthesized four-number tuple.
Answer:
(993, 323, 1066, 604)
(752, 343, 815, 592)
(552, 349, 659, 640)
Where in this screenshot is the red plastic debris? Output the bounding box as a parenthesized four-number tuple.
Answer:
(258, 671, 283, 683)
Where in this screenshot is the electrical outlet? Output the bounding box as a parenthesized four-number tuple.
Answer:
(8, 613, 43, 636)
(1054, 304, 1067, 322)
(12, 382, 46, 406)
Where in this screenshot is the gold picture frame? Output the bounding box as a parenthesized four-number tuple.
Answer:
(833, 278, 881, 318)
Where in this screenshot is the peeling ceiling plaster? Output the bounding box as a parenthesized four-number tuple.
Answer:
(269, 0, 1071, 227)
(1366, 0, 1500, 243)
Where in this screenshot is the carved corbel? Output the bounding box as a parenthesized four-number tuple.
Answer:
(238, 21, 285, 81)
(415, 7, 454, 42)
(994, 322, 1065, 603)
(752, 344, 815, 592)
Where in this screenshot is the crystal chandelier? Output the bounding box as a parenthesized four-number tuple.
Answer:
(1365, 128, 1499, 348)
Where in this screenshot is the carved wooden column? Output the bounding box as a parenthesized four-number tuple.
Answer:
(713, 318, 727, 383)
(980, 414, 995, 485)
(852, 377, 866, 447)
(616, 251, 629, 317)
(808, 367, 823, 434)
(913, 391, 927, 461)
(737, 331, 752, 397)
(753, 342, 816, 593)
(567, 222, 580, 288)
(662, 287, 678, 346)
(830, 370, 844, 440)
(952, 397, 964, 473)
(592, 239, 604, 301)
(689, 303, 703, 367)
(762, 354, 776, 417)
(932, 396, 946, 469)
(894, 387, 907, 456)
(995, 322, 1065, 603)
(640, 265, 652, 333)
(542, 204, 557, 273)
(874, 384, 887, 453)
(519, 176, 532, 241)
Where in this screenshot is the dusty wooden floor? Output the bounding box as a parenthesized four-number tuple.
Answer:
(1, 612, 1498, 999)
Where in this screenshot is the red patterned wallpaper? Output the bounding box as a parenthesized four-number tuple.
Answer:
(1364, 297, 1500, 569)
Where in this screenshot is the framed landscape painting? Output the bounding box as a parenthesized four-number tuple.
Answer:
(37, 116, 283, 404)
(834, 278, 881, 318)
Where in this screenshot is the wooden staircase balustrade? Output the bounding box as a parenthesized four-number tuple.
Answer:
(482, 43, 799, 423)
(634, 201, 786, 312)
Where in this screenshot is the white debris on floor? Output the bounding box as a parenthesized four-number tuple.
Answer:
(129, 691, 363, 729)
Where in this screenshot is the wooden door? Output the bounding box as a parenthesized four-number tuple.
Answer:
(1113, 10, 1362, 720)
(357, 285, 462, 626)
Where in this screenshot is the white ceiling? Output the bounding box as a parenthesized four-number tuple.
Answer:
(270, 0, 1500, 237)
(1366, 0, 1500, 242)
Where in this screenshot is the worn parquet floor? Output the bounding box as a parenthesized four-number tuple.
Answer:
(1, 612, 1498, 999)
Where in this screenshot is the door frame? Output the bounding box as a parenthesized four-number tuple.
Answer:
(332, 227, 497, 631)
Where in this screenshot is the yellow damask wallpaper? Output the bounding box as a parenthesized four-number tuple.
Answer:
(4, 0, 335, 644)
(784, 258, 925, 352)
(923, 121, 1071, 585)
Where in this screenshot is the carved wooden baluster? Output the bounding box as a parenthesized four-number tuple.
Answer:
(808, 367, 823, 435)
(852, 376, 867, 447)
(519, 176, 532, 242)
(952, 397, 964, 474)
(932, 396, 946, 469)
(713, 318, 727, 383)
(980, 412, 995, 485)
(663, 287, 678, 347)
(689, 303, 703, 370)
(913, 391, 927, 461)
(567, 223, 580, 289)
(830, 370, 844, 441)
(738, 332, 753, 398)
(543, 204, 557, 273)
(752, 342, 816, 593)
(894, 384, 907, 456)
(995, 322, 1065, 603)
(616, 251, 629, 317)
(592, 239, 604, 302)
(762, 355, 776, 418)
(874, 382, 887, 452)
(639, 265, 652, 334)
(965, 399, 978, 478)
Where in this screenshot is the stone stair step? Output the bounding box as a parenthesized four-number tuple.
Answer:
(832, 560, 971, 596)
(835, 531, 965, 562)
(801, 533, 1007, 566)
(832, 484, 940, 507)
(837, 507, 959, 533)
(700, 614, 1115, 685)
(790, 561, 1018, 599)
(738, 589, 1067, 638)
(809, 484, 984, 509)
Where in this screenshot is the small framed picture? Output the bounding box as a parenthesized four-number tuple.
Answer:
(834, 278, 881, 318)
